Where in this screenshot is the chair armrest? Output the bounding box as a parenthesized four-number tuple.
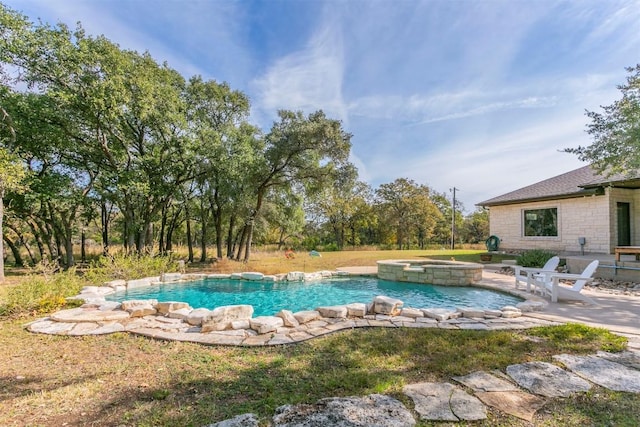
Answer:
(547, 273, 595, 281)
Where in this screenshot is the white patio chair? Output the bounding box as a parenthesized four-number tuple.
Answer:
(513, 256, 560, 292)
(533, 260, 599, 305)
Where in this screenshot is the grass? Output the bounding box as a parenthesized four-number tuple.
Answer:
(0, 319, 634, 426)
(0, 248, 637, 426)
(195, 248, 505, 275)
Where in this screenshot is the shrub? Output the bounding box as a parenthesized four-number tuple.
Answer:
(82, 253, 178, 285)
(0, 267, 85, 317)
(516, 249, 557, 268)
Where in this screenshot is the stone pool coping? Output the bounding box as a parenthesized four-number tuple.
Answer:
(377, 258, 483, 286)
(25, 269, 555, 346)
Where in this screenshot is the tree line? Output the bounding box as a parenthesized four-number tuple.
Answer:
(0, 3, 488, 276)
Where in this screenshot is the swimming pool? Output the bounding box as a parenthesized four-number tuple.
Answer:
(106, 276, 523, 316)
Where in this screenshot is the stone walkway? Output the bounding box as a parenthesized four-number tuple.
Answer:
(206, 350, 640, 426)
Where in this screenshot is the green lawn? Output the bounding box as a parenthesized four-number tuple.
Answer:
(0, 250, 637, 426)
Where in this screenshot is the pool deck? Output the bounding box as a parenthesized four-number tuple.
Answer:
(25, 265, 640, 349)
(338, 265, 640, 349)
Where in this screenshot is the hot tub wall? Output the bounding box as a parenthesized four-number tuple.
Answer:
(377, 260, 483, 286)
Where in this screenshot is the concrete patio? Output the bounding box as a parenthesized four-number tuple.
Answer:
(339, 263, 640, 349)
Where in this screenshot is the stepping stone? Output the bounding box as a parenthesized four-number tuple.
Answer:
(50, 307, 130, 323)
(404, 382, 486, 421)
(506, 362, 591, 397)
(68, 322, 101, 335)
(27, 319, 75, 335)
(475, 391, 546, 422)
(596, 350, 640, 370)
(204, 413, 259, 427)
(452, 371, 520, 392)
(272, 394, 415, 426)
(90, 322, 126, 335)
(451, 371, 545, 421)
(553, 354, 640, 393)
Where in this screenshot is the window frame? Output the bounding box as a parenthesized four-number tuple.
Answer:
(522, 207, 559, 238)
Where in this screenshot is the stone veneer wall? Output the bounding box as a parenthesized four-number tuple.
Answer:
(488, 192, 612, 254)
(377, 260, 483, 286)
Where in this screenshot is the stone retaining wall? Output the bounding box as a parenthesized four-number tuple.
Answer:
(377, 260, 483, 286)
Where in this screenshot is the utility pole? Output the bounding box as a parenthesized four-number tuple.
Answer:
(450, 187, 458, 250)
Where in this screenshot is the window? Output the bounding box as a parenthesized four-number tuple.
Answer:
(523, 208, 558, 236)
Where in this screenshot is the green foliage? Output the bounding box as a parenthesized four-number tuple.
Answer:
(460, 208, 489, 244)
(321, 242, 340, 252)
(82, 253, 178, 284)
(528, 323, 627, 352)
(0, 267, 84, 317)
(375, 178, 443, 249)
(516, 249, 557, 268)
(566, 64, 640, 175)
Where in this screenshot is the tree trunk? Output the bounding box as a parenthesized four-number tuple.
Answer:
(159, 203, 167, 255)
(36, 207, 58, 262)
(62, 219, 75, 267)
(243, 222, 253, 262)
(243, 189, 266, 262)
(199, 199, 207, 262)
(81, 228, 86, 263)
(0, 194, 4, 282)
(211, 192, 223, 259)
(124, 203, 136, 254)
(277, 228, 286, 250)
(186, 217, 194, 263)
(6, 223, 35, 266)
(3, 234, 24, 267)
(143, 222, 153, 254)
(226, 215, 236, 258)
(101, 201, 110, 256)
(165, 205, 182, 253)
(235, 224, 248, 260)
(27, 220, 46, 260)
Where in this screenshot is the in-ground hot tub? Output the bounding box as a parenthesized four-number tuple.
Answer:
(377, 259, 483, 286)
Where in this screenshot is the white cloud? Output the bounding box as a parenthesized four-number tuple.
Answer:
(5, 0, 243, 82)
(580, 0, 640, 50)
(4, 0, 638, 214)
(251, 17, 347, 126)
(365, 110, 591, 211)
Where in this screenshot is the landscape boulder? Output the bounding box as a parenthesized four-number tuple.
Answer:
(346, 303, 367, 317)
(316, 305, 348, 318)
(156, 302, 191, 315)
(186, 308, 212, 326)
(250, 316, 284, 334)
(373, 296, 404, 315)
(276, 310, 300, 327)
(202, 305, 254, 332)
(293, 310, 321, 324)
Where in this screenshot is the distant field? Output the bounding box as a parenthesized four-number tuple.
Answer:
(187, 248, 514, 276)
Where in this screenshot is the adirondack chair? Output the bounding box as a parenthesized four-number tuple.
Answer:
(513, 256, 560, 292)
(533, 260, 599, 305)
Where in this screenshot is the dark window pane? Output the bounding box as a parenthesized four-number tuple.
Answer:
(523, 208, 557, 236)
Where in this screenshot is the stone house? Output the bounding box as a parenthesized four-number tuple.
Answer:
(477, 165, 640, 254)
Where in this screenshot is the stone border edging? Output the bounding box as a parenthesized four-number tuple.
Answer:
(25, 269, 554, 346)
(377, 259, 483, 286)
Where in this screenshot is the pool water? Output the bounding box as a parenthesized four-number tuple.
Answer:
(106, 277, 523, 317)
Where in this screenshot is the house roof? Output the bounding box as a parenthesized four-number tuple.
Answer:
(477, 165, 640, 207)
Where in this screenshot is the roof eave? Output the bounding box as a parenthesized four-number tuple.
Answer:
(477, 188, 603, 207)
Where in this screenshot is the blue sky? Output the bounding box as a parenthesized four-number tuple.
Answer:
(5, 0, 640, 211)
